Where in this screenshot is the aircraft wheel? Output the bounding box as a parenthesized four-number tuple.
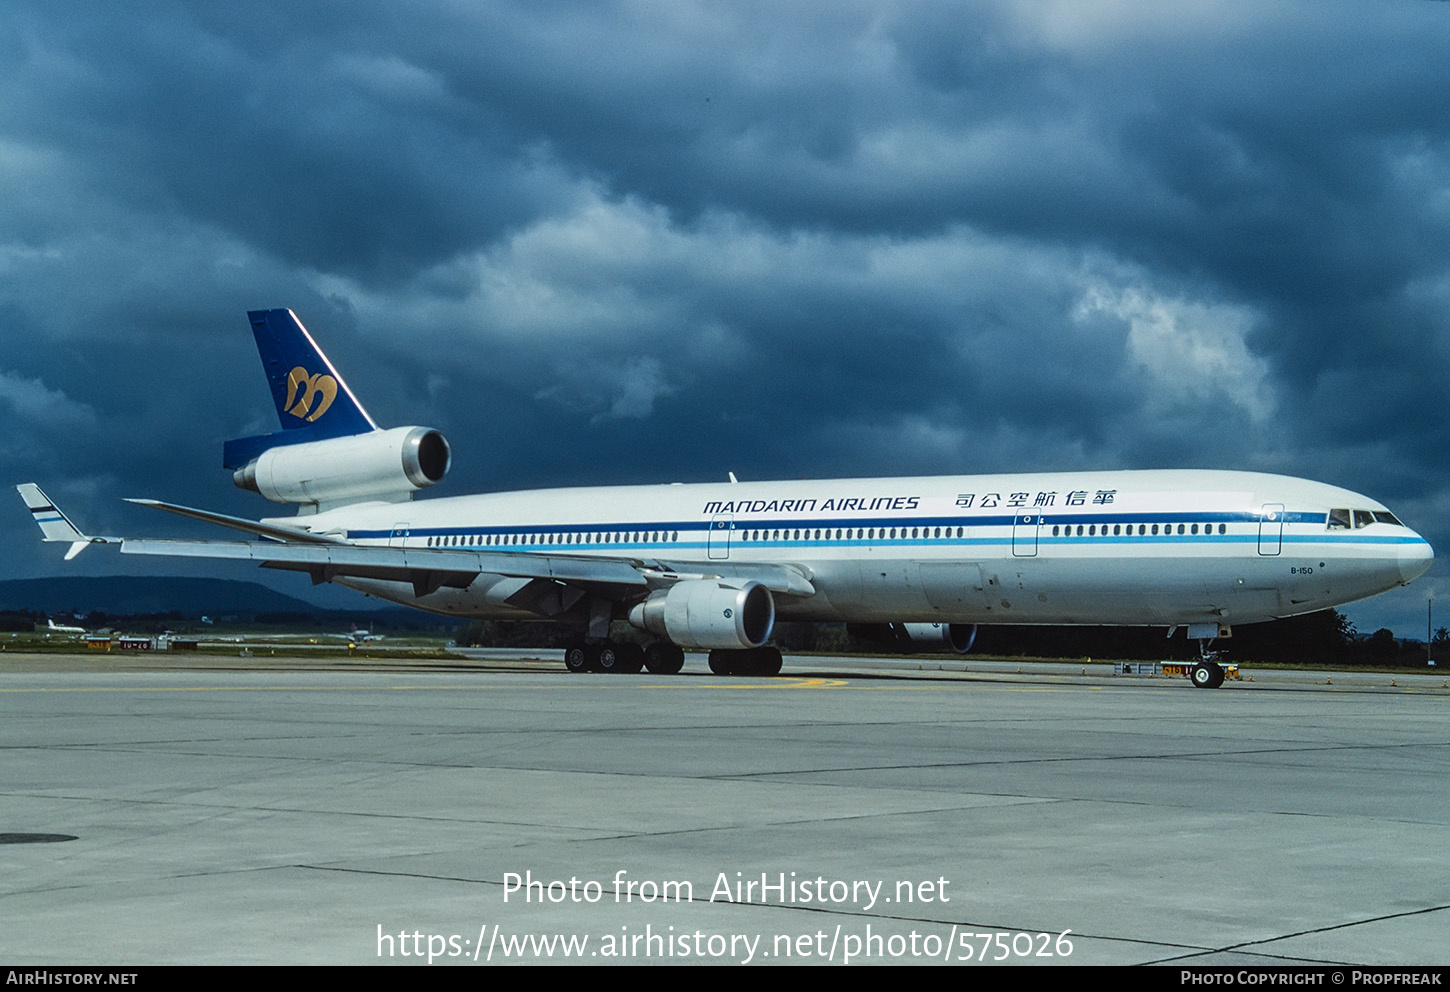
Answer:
(616, 643, 645, 674)
(1191, 662, 1224, 689)
(755, 646, 783, 676)
(563, 642, 594, 674)
(595, 642, 622, 673)
(708, 650, 735, 675)
(644, 643, 685, 674)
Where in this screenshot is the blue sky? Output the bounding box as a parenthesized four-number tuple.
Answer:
(3, 1, 1446, 636)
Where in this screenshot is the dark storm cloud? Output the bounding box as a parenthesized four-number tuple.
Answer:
(1, 1, 1446, 635)
(3, 3, 584, 283)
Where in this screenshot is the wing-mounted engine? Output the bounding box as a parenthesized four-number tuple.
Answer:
(848, 622, 978, 653)
(232, 426, 451, 510)
(902, 622, 977, 653)
(627, 579, 775, 650)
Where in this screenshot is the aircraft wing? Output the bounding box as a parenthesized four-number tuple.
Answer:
(123, 498, 349, 544)
(116, 537, 817, 599)
(117, 537, 653, 596)
(23, 484, 817, 611)
(117, 495, 815, 597)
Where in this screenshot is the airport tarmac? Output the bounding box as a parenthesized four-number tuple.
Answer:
(1, 652, 1446, 966)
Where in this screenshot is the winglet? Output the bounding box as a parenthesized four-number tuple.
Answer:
(16, 484, 116, 559)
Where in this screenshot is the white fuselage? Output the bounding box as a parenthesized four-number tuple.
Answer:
(281, 469, 1433, 628)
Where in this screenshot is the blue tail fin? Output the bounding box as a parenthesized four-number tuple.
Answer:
(223, 309, 379, 469)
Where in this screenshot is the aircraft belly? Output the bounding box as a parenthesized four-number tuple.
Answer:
(790, 556, 1255, 626)
(1235, 549, 1404, 620)
(777, 559, 861, 620)
(786, 549, 1407, 626)
(321, 548, 1399, 627)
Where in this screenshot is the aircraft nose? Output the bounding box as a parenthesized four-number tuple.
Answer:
(1400, 536, 1434, 585)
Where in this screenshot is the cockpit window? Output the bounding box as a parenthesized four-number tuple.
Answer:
(1331, 508, 1405, 529)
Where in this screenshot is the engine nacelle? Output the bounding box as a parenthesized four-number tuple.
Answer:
(848, 622, 978, 654)
(901, 622, 977, 653)
(233, 426, 451, 507)
(627, 580, 775, 650)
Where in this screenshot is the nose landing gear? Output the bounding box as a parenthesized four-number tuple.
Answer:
(1189, 636, 1226, 689)
(1189, 660, 1226, 689)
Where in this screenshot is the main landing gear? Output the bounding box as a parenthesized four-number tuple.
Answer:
(563, 640, 683, 674)
(643, 642, 685, 674)
(562, 641, 782, 675)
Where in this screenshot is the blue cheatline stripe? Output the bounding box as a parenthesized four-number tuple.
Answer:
(352, 507, 1313, 542)
(33, 514, 65, 524)
(345, 518, 1423, 554)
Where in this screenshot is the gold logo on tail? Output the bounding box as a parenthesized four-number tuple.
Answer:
(284, 366, 338, 422)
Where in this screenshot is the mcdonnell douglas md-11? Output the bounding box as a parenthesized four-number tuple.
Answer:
(19, 310, 1434, 686)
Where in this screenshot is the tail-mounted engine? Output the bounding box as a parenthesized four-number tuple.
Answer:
(627, 579, 775, 650)
(233, 426, 451, 508)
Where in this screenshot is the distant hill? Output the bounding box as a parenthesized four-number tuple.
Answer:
(0, 575, 394, 620)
